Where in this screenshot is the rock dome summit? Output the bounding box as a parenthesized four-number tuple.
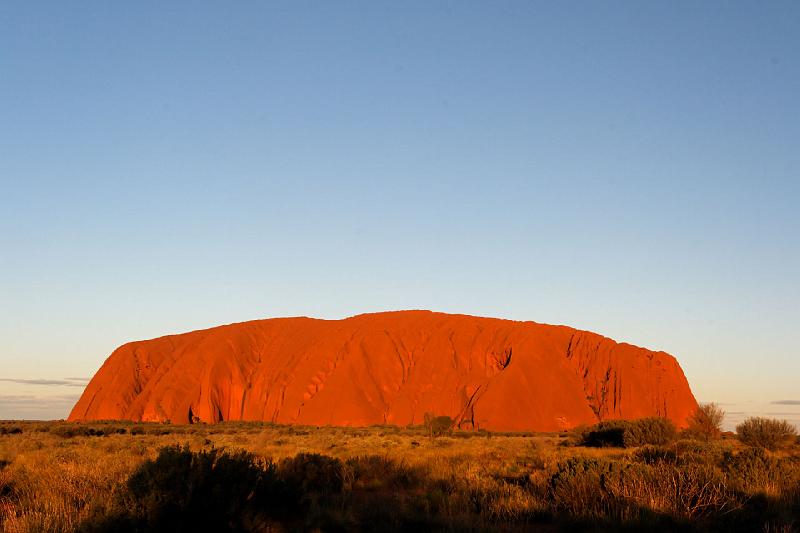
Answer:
(69, 311, 697, 431)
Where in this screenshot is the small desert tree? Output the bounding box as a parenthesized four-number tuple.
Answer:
(736, 417, 797, 450)
(423, 412, 453, 438)
(423, 412, 434, 436)
(686, 403, 725, 441)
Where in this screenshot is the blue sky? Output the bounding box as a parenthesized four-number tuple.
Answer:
(1, 2, 798, 423)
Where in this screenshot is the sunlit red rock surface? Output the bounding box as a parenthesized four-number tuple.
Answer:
(69, 311, 697, 431)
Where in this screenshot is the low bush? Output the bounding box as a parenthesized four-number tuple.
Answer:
(634, 440, 724, 467)
(722, 447, 799, 493)
(634, 445, 678, 465)
(345, 455, 424, 491)
(548, 457, 655, 524)
(579, 417, 677, 448)
(81, 446, 292, 532)
(423, 413, 454, 438)
(548, 457, 614, 518)
(736, 417, 797, 450)
(277, 453, 344, 497)
(49, 425, 128, 438)
(549, 455, 738, 526)
(610, 461, 736, 523)
(719, 449, 800, 531)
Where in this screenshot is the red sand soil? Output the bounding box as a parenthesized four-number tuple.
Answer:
(69, 311, 697, 431)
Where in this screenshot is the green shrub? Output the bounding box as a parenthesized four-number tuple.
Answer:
(580, 418, 677, 448)
(736, 417, 797, 450)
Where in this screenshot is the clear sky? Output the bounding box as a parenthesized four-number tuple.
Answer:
(1, 2, 799, 424)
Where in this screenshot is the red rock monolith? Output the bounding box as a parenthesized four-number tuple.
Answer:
(69, 311, 697, 431)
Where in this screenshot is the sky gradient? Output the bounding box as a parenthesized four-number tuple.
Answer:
(1, 2, 799, 426)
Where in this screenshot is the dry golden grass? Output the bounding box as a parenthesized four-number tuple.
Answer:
(0, 421, 798, 532)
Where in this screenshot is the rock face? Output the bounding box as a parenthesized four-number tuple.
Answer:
(69, 311, 697, 431)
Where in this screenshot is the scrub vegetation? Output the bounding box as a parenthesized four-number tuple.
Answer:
(0, 413, 798, 532)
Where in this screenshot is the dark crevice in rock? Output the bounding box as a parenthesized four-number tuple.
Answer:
(500, 347, 512, 369)
(458, 385, 483, 430)
(493, 347, 512, 370)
